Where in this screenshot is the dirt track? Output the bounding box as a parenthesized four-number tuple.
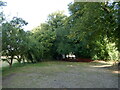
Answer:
(2, 61, 119, 88)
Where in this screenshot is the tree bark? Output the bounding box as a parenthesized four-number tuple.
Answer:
(9, 56, 14, 68)
(17, 55, 21, 63)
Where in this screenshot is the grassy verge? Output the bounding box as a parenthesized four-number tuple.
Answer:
(2, 62, 27, 77)
(2, 60, 89, 76)
(2, 60, 116, 77)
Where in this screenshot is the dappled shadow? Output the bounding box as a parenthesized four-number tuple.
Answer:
(90, 61, 120, 74)
(100, 64, 120, 73)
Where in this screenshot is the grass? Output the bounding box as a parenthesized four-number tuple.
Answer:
(2, 61, 87, 76)
(2, 60, 115, 77)
(2, 62, 27, 76)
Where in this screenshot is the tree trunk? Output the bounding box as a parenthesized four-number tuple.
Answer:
(17, 56, 21, 63)
(9, 56, 14, 68)
(22, 56, 25, 64)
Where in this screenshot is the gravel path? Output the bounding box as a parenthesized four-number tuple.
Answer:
(2, 62, 119, 88)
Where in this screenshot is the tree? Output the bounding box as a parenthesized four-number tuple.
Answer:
(0, 1, 6, 23)
(67, 2, 120, 60)
(31, 23, 56, 60)
(0, 1, 7, 59)
(46, 11, 68, 59)
(2, 17, 28, 67)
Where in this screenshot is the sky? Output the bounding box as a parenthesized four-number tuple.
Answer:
(3, 0, 74, 30)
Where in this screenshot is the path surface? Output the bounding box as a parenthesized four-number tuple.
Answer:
(2, 61, 119, 88)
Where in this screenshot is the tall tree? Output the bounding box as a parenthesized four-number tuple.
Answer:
(46, 11, 68, 59)
(67, 2, 120, 60)
(2, 17, 28, 66)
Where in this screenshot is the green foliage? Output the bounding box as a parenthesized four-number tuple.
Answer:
(2, 2, 120, 67)
(92, 37, 119, 61)
(66, 2, 120, 61)
(2, 17, 28, 66)
(31, 24, 56, 60)
(0, 1, 6, 23)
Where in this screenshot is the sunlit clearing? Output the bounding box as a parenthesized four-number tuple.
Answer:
(91, 64, 112, 68)
(67, 65, 73, 67)
(112, 71, 120, 74)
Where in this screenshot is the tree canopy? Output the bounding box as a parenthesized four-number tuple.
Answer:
(2, 1, 120, 67)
